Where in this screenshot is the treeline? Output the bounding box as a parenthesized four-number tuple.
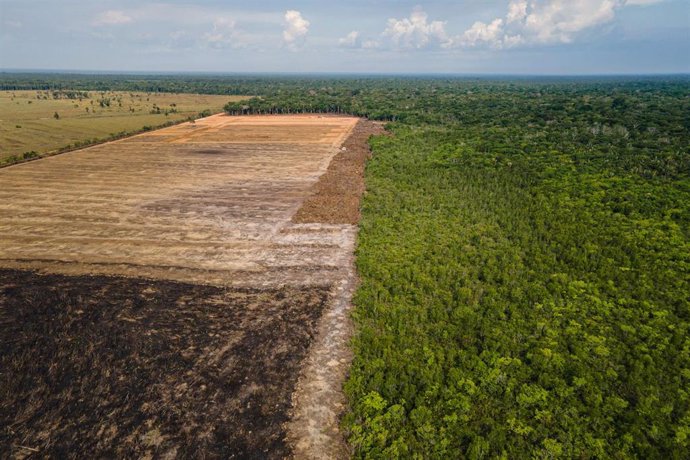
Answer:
(221, 75, 690, 126)
(0, 73, 255, 95)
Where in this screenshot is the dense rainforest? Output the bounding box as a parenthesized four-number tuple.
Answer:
(2, 73, 688, 458)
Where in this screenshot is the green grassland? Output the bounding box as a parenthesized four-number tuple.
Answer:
(0, 90, 245, 163)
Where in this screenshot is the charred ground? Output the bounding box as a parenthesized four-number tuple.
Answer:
(0, 269, 329, 458)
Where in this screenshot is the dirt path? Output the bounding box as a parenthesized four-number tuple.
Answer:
(287, 121, 386, 459)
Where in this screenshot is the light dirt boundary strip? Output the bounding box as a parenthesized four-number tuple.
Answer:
(287, 121, 387, 459)
(288, 230, 358, 459)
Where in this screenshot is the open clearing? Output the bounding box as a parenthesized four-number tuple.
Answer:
(0, 114, 383, 458)
(0, 90, 244, 161)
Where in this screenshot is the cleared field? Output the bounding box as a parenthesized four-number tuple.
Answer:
(0, 90, 245, 161)
(0, 269, 328, 458)
(0, 114, 358, 286)
(0, 114, 373, 458)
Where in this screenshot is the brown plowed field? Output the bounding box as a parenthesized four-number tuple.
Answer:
(0, 114, 358, 287)
(0, 114, 375, 458)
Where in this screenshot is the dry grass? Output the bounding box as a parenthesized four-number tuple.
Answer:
(0, 90, 246, 161)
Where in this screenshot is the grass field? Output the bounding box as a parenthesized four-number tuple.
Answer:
(0, 90, 246, 162)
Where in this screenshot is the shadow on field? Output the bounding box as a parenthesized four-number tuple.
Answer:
(0, 269, 329, 458)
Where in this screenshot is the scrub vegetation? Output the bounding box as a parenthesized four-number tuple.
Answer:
(346, 106, 689, 458)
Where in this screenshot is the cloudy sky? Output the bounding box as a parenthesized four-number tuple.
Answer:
(0, 0, 688, 74)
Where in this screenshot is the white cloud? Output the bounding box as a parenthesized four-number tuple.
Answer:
(93, 10, 133, 26)
(503, 34, 525, 48)
(202, 18, 244, 48)
(283, 10, 310, 49)
(450, 0, 658, 49)
(383, 7, 451, 49)
(362, 39, 380, 49)
(624, 0, 665, 4)
(460, 19, 505, 48)
(507, 0, 528, 23)
(339, 31, 361, 48)
(339, 31, 381, 50)
(523, 0, 620, 44)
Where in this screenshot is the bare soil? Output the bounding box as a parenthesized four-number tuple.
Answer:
(293, 121, 387, 225)
(0, 269, 328, 458)
(0, 114, 358, 288)
(287, 120, 387, 459)
(0, 114, 381, 459)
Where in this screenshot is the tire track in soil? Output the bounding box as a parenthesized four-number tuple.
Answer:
(287, 120, 388, 459)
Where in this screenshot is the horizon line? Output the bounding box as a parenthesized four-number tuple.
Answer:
(1, 68, 689, 78)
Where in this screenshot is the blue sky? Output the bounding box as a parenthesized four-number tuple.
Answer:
(0, 0, 688, 74)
